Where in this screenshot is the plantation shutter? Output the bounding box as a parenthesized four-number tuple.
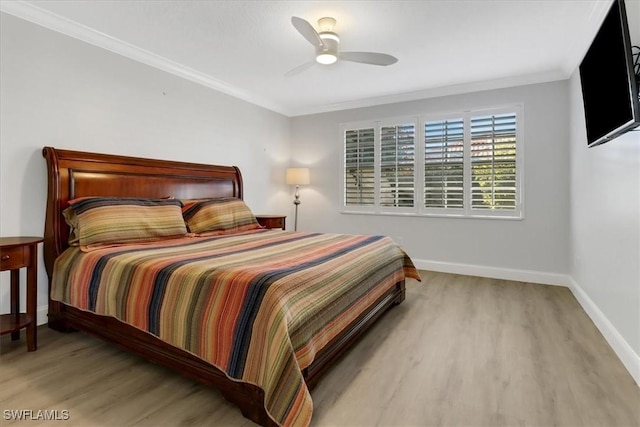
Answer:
(380, 123, 416, 207)
(424, 118, 465, 209)
(470, 113, 517, 210)
(344, 127, 375, 206)
(342, 107, 521, 217)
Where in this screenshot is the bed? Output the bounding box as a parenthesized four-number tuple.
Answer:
(42, 146, 420, 427)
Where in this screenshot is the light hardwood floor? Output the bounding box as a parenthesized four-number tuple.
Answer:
(1, 271, 638, 426)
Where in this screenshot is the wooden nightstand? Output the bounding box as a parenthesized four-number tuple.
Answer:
(255, 215, 287, 230)
(0, 236, 43, 351)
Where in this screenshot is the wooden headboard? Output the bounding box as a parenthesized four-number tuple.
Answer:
(42, 146, 243, 279)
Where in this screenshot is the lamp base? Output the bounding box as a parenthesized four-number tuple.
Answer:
(293, 185, 301, 231)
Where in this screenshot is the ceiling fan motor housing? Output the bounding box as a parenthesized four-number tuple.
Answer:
(316, 31, 339, 64)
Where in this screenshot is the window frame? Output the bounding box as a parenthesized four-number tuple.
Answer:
(342, 121, 377, 212)
(341, 104, 524, 220)
(420, 111, 466, 216)
(341, 118, 419, 215)
(377, 117, 418, 214)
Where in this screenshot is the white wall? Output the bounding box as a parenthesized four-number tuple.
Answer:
(290, 81, 571, 283)
(0, 13, 291, 321)
(568, 0, 640, 380)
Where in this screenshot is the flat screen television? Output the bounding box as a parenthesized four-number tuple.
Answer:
(579, 0, 639, 147)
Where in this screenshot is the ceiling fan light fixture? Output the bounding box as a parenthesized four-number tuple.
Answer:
(316, 31, 339, 65)
(316, 52, 338, 65)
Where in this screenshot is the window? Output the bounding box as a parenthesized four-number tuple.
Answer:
(342, 106, 522, 218)
(344, 127, 375, 206)
(380, 123, 416, 208)
(424, 118, 464, 209)
(469, 113, 517, 211)
(343, 120, 417, 212)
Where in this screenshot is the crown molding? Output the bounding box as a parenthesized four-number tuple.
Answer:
(1, 0, 601, 118)
(0, 1, 290, 116)
(294, 69, 568, 117)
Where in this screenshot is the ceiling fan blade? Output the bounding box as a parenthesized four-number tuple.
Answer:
(284, 60, 317, 77)
(339, 52, 398, 66)
(291, 16, 326, 49)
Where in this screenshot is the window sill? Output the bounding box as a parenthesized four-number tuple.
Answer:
(340, 210, 524, 221)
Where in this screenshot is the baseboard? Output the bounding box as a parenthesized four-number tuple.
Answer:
(412, 258, 571, 287)
(567, 277, 640, 387)
(413, 258, 639, 386)
(37, 305, 48, 326)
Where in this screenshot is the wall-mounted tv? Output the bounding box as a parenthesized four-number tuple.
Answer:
(579, 0, 639, 148)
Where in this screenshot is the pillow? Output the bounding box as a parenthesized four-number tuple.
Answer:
(63, 197, 187, 247)
(181, 197, 261, 235)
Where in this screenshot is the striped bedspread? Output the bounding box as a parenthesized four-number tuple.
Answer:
(52, 230, 420, 426)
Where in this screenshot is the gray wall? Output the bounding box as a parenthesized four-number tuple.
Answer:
(0, 13, 291, 319)
(568, 0, 640, 359)
(2, 1, 638, 384)
(290, 81, 571, 279)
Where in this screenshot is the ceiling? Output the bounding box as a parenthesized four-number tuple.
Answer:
(1, 0, 612, 117)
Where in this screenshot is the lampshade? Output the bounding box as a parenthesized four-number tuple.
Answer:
(286, 168, 310, 185)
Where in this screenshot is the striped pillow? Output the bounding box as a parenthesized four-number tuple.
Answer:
(182, 197, 261, 235)
(63, 197, 188, 247)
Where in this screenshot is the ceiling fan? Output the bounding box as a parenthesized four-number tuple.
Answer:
(286, 16, 398, 76)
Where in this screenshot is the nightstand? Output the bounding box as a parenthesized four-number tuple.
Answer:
(0, 236, 43, 351)
(255, 215, 287, 230)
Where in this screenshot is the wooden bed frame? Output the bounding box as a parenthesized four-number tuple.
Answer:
(42, 146, 406, 426)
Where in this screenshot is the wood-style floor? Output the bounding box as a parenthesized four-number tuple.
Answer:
(1, 271, 638, 426)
